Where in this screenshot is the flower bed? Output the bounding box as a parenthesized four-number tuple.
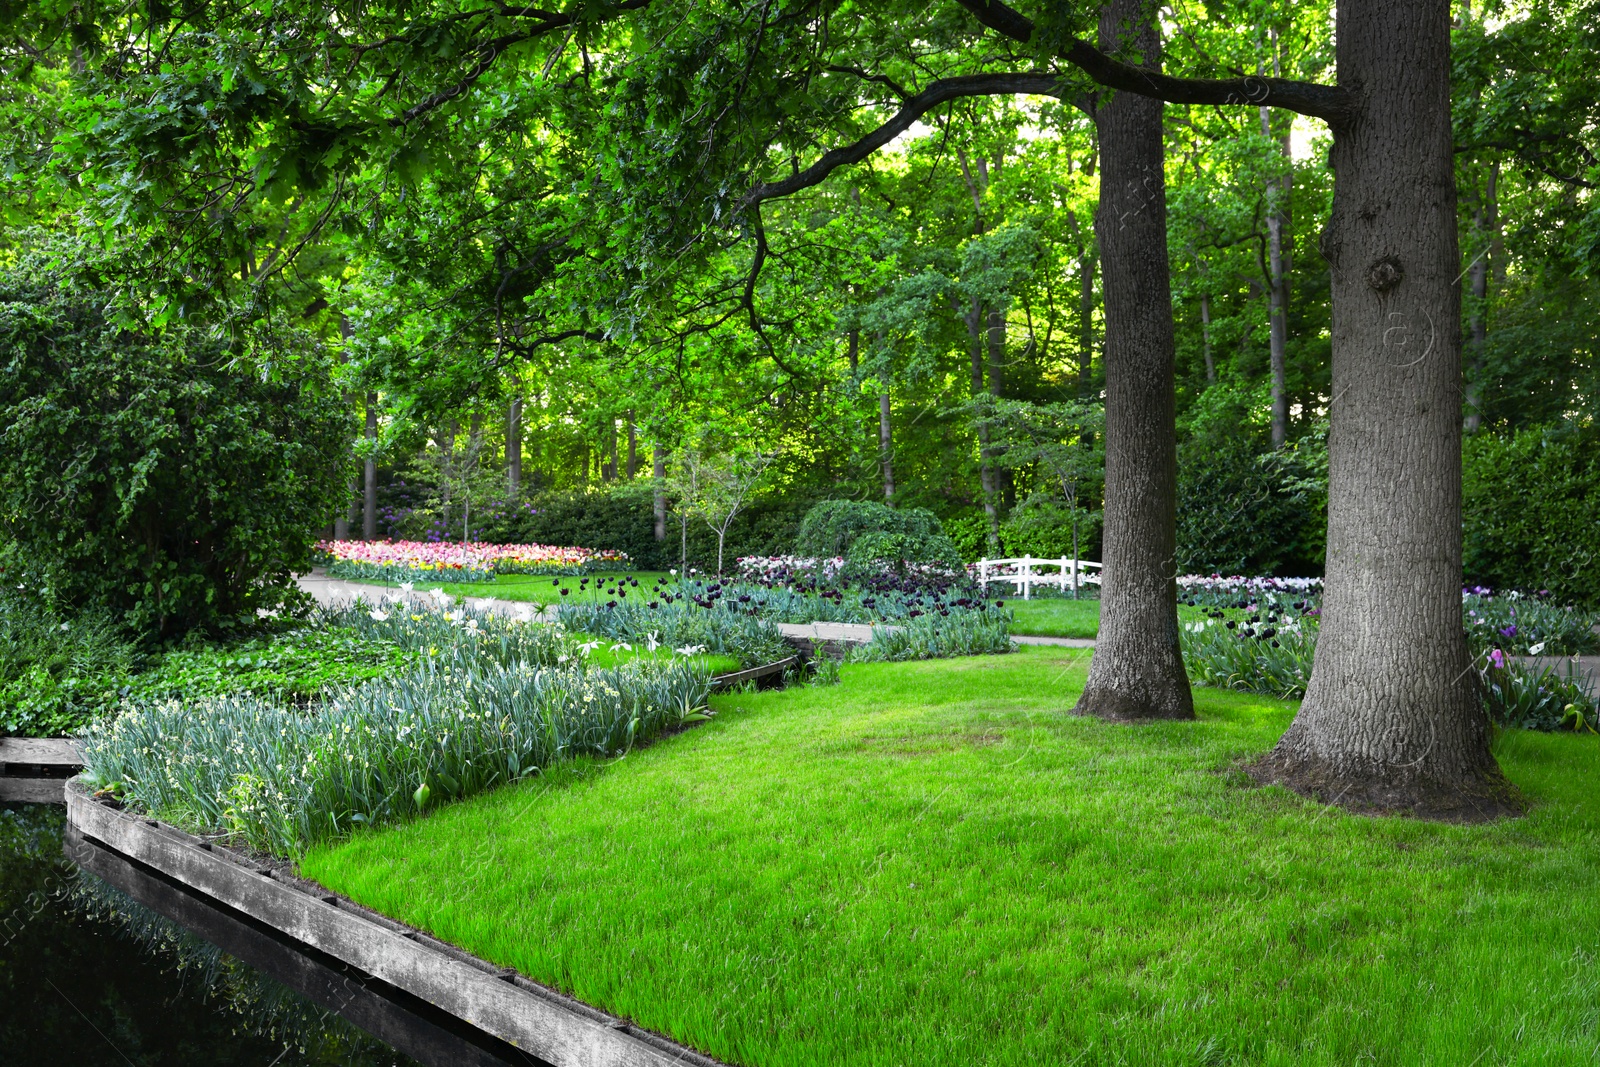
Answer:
(1179, 606, 1600, 732)
(316, 539, 630, 582)
(80, 600, 714, 856)
(556, 572, 1014, 661)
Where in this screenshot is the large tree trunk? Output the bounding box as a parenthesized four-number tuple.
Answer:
(1073, 0, 1193, 723)
(507, 397, 522, 496)
(1463, 160, 1497, 434)
(362, 392, 378, 541)
(1251, 0, 1516, 819)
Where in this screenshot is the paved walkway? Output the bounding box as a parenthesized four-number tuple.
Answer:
(1013, 635, 1097, 649)
(297, 571, 549, 621)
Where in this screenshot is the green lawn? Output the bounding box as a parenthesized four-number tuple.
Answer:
(1006, 598, 1209, 638)
(1007, 596, 1102, 637)
(301, 648, 1600, 1066)
(355, 570, 675, 607)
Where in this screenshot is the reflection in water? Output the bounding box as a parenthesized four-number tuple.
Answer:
(1, 804, 544, 1067)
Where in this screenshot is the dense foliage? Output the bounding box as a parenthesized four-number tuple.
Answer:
(0, 268, 352, 636)
(1462, 426, 1600, 607)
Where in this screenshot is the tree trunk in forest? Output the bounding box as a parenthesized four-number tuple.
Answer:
(1463, 160, 1497, 434)
(507, 397, 522, 496)
(878, 389, 895, 502)
(334, 490, 352, 540)
(967, 298, 1001, 545)
(958, 151, 1001, 547)
(1072, 0, 1193, 723)
(602, 420, 617, 482)
(362, 393, 377, 541)
(1250, 0, 1517, 819)
(1261, 38, 1293, 448)
(626, 413, 638, 478)
(653, 446, 667, 541)
(1200, 290, 1215, 382)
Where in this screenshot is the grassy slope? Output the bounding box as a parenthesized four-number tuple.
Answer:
(302, 648, 1600, 1066)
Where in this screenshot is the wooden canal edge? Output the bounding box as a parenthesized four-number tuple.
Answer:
(64, 779, 730, 1067)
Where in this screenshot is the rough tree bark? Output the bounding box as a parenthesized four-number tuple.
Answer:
(1249, 0, 1518, 818)
(1072, 0, 1194, 722)
(507, 397, 522, 496)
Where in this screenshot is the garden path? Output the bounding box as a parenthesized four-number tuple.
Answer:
(296, 570, 549, 621)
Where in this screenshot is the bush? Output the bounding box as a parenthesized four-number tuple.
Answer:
(0, 268, 353, 636)
(997, 497, 1103, 562)
(796, 500, 962, 567)
(1463, 425, 1600, 607)
(1175, 429, 1327, 577)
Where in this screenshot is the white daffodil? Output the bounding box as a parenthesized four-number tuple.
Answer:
(610, 642, 632, 653)
(645, 631, 661, 652)
(675, 644, 707, 656)
(577, 639, 603, 655)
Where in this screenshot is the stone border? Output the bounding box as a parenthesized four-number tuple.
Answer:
(65, 779, 730, 1067)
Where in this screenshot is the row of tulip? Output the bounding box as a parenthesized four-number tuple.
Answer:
(316, 539, 630, 581)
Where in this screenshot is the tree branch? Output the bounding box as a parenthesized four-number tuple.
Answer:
(744, 72, 1068, 206)
(953, 0, 1358, 125)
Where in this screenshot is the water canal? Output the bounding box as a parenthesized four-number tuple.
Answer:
(1, 801, 546, 1067)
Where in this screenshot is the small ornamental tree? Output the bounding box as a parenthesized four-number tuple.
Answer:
(671, 447, 773, 576)
(0, 270, 354, 636)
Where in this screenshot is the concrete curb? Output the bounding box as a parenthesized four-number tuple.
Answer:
(65, 779, 730, 1067)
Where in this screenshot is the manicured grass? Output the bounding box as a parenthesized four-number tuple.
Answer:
(1007, 598, 1209, 638)
(355, 570, 675, 606)
(302, 648, 1600, 1066)
(1007, 595, 1102, 637)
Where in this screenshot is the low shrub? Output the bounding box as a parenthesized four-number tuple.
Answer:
(1175, 429, 1327, 577)
(795, 500, 962, 569)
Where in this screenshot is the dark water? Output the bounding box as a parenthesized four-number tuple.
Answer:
(1, 803, 545, 1067)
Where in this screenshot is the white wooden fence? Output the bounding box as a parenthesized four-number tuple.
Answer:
(972, 557, 1102, 600)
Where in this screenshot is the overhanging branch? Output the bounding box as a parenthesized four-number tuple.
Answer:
(954, 0, 1357, 125)
(744, 72, 1068, 206)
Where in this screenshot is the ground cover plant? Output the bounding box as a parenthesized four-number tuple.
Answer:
(301, 647, 1600, 1066)
(79, 601, 718, 855)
